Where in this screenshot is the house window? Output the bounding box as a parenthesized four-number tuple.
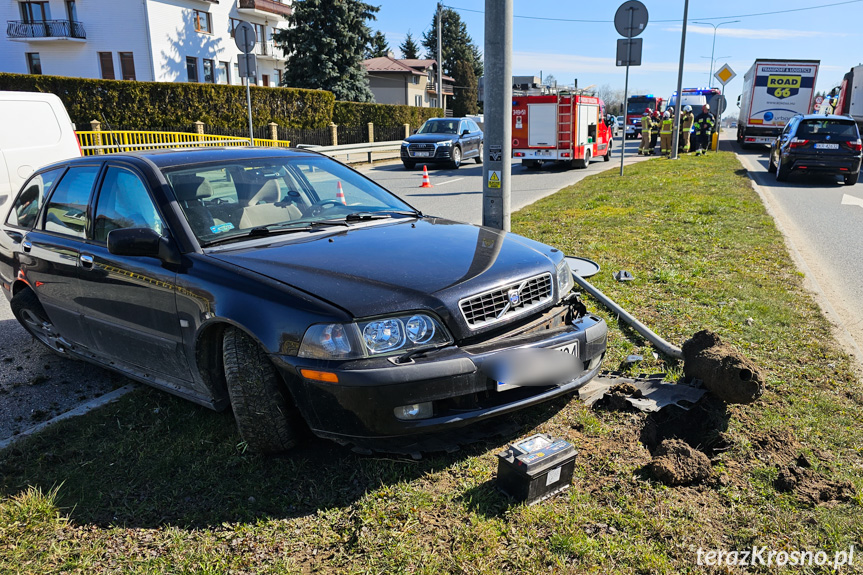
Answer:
(26, 53, 42, 75)
(98, 52, 115, 79)
(203, 59, 215, 83)
(275, 69, 282, 87)
(229, 18, 241, 38)
(119, 52, 136, 80)
(186, 56, 198, 82)
(193, 10, 212, 34)
(412, 75, 419, 84)
(415, 95, 423, 107)
(20, 2, 50, 23)
(233, 63, 240, 85)
(65, 1, 77, 21)
(219, 61, 230, 85)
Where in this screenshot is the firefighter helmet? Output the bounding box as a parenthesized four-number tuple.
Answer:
(644, 108, 651, 115)
(684, 105, 692, 112)
(703, 104, 710, 111)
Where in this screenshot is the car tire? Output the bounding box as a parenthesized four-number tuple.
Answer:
(573, 149, 591, 169)
(845, 172, 859, 186)
(11, 288, 70, 357)
(775, 156, 790, 182)
(475, 143, 483, 164)
(603, 140, 612, 161)
(767, 152, 777, 173)
(450, 146, 462, 169)
(223, 327, 299, 454)
(403, 161, 416, 170)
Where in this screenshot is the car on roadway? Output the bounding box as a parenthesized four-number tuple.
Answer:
(768, 114, 862, 185)
(0, 147, 608, 454)
(616, 116, 625, 136)
(401, 117, 483, 170)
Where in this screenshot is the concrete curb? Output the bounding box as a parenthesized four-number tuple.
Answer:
(0, 384, 136, 451)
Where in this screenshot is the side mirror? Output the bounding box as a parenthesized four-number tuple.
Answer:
(107, 228, 180, 265)
(462, 129, 470, 136)
(412, 129, 418, 134)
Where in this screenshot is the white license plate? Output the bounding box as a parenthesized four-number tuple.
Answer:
(815, 143, 839, 149)
(495, 343, 578, 391)
(413, 151, 431, 157)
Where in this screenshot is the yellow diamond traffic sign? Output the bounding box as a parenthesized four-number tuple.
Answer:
(714, 64, 736, 86)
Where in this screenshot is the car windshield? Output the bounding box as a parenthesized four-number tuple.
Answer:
(797, 120, 858, 140)
(417, 119, 460, 134)
(626, 101, 653, 115)
(162, 155, 419, 246)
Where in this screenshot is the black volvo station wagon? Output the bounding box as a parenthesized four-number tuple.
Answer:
(0, 148, 606, 453)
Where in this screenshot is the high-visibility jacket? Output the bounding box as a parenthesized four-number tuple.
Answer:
(693, 112, 716, 136)
(681, 112, 694, 131)
(651, 114, 661, 134)
(640, 115, 652, 133)
(660, 117, 674, 134)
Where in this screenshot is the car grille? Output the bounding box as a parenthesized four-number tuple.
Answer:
(459, 273, 553, 329)
(408, 143, 435, 153)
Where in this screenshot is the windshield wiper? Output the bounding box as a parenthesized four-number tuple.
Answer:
(343, 210, 423, 221)
(201, 223, 313, 246)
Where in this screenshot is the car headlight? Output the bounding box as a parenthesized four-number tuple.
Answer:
(556, 259, 574, 296)
(401, 140, 410, 146)
(438, 140, 453, 146)
(298, 313, 452, 360)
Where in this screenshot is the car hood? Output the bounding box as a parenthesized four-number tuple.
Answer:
(405, 133, 459, 144)
(207, 218, 559, 337)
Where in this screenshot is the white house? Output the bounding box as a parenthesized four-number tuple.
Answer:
(1, 0, 292, 87)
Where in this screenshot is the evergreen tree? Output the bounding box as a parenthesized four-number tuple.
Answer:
(399, 31, 420, 59)
(421, 7, 483, 79)
(366, 30, 390, 59)
(274, 0, 378, 102)
(452, 60, 478, 117)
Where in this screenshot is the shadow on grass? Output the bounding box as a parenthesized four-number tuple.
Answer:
(0, 386, 573, 529)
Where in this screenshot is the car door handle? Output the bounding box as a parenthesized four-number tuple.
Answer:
(22, 240, 32, 252)
(80, 254, 94, 269)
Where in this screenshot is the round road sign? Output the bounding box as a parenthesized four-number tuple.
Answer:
(708, 94, 727, 115)
(614, 1, 649, 38)
(234, 21, 256, 54)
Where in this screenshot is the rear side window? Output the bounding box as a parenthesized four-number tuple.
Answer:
(5, 168, 64, 228)
(42, 165, 100, 238)
(797, 120, 858, 139)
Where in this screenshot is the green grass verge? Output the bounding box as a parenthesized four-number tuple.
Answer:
(2, 152, 862, 573)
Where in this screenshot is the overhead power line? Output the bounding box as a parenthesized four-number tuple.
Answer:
(444, 0, 863, 23)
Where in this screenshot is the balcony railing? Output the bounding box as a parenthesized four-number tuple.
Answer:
(7, 19, 86, 39)
(426, 82, 454, 96)
(255, 40, 285, 59)
(237, 0, 292, 18)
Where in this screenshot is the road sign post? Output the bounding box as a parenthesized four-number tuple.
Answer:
(614, 1, 648, 176)
(235, 21, 257, 145)
(713, 64, 735, 137)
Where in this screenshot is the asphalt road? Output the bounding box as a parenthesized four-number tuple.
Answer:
(732, 139, 863, 361)
(358, 136, 647, 224)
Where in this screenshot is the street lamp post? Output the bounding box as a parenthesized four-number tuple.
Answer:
(701, 55, 731, 81)
(692, 20, 739, 83)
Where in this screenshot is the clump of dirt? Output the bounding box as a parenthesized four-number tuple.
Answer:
(682, 330, 764, 404)
(592, 382, 644, 412)
(640, 397, 731, 457)
(610, 383, 642, 397)
(750, 428, 802, 464)
(648, 439, 712, 485)
(774, 463, 855, 504)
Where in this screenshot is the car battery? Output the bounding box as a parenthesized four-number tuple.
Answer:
(496, 433, 577, 505)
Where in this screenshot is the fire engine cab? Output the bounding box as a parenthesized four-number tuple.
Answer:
(511, 93, 613, 169)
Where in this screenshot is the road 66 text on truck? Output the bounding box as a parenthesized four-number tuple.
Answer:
(737, 59, 820, 146)
(512, 93, 613, 169)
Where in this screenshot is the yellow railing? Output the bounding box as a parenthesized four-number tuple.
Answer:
(76, 130, 291, 156)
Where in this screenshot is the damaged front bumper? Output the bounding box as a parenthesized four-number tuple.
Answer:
(273, 308, 607, 448)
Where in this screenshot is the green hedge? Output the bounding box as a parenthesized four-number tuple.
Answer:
(332, 101, 443, 128)
(0, 73, 334, 131)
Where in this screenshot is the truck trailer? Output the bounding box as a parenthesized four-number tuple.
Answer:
(511, 93, 613, 169)
(737, 59, 820, 146)
(836, 65, 863, 129)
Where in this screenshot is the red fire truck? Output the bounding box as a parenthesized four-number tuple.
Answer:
(511, 93, 614, 169)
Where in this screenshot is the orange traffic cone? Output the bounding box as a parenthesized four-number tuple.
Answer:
(419, 165, 433, 188)
(336, 181, 347, 205)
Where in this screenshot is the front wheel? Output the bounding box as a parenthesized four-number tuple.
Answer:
(11, 288, 69, 357)
(402, 161, 416, 170)
(775, 156, 790, 182)
(767, 151, 777, 173)
(845, 172, 859, 186)
(475, 142, 483, 164)
(450, 146, 462, 169)
(223, 327, 300, 454)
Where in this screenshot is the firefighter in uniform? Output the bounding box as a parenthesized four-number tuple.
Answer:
(679, 105, 695, 153)
(659, 110, 675, 157)
(693, 104, 716, 156)
(638, 108, 653, 155)
(649, 109, 661, 154)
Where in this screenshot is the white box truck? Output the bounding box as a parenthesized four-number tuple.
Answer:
(736, 59, 819, 146)
(836, 65, 863, 129)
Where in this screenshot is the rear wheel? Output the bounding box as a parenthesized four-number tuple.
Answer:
(475, 143, 483, 164)
(775, 156, 791, 182)
(450, 146, 462, 169)
(845, 172, 859, 186)
(767, 151, 777, 173)
(11, 288, 69, 357)
(223, 327, 299, 454)
(573, 149, 591, 169)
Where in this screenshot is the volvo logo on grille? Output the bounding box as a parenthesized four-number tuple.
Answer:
(508, 289, 521, 305)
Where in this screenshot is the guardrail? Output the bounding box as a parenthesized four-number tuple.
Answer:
(76, 130, 291, 155)
(306, 140, 402, 163)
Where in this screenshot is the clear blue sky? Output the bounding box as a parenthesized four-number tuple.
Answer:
(369, 0, 863, 113)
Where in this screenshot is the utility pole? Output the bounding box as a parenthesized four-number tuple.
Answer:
(669, 0, 689, 160)
(482, 0, 512, 231)
(436, 3, 442, 108)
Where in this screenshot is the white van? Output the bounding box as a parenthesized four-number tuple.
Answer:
(0, 91, 81, 215)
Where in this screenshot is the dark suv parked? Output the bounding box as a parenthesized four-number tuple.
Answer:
(401, 118, 483, 169)
(768, 114, 862, 185)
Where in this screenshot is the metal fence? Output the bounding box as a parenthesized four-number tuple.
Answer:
(277, 126, 331, 147)
(207, 125, 271, 140)
(376, 125, 407, 142)
(338, 125, 368, 145)
(76, 130, 291, 155)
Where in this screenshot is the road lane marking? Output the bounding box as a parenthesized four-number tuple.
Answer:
(841, 194, 863, 208)
(434, 177, 465, 187)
